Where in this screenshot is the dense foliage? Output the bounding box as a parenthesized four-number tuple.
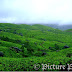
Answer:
(0, 23, 72, 71)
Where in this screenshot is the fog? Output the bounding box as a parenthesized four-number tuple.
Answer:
(0, 0, 72, 25)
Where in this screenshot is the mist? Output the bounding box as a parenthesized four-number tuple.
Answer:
(0, 0, 72, 25)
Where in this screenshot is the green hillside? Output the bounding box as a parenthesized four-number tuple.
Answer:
(0, 23, 72, 71)
(66, 29, 72, 32)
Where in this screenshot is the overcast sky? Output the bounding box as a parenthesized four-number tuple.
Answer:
(0, 0, 72, 25)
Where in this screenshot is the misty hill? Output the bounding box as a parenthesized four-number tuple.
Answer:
(43, 24, 72, 30)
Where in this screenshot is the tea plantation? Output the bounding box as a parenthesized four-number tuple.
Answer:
(0, 23, 72, 71)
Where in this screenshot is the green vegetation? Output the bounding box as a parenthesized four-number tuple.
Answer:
(0, 23, 72, 71)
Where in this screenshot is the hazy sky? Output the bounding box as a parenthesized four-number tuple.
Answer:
(0, 0, 72, 25)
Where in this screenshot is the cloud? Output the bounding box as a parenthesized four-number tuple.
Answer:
(0, 0, 72, 25)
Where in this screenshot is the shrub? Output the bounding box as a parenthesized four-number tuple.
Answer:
(66, 53, 72, 58)
(21, 44, 28, 57)
(55, 44, 59, 50)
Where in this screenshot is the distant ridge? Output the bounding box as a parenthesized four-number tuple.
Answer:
(29, 24, 72, 30)
(42, 24, 72, 30)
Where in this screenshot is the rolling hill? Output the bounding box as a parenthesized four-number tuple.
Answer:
(0, 23, 72, 71)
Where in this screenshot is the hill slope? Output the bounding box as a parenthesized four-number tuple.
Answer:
(0, 23, 72, 71)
